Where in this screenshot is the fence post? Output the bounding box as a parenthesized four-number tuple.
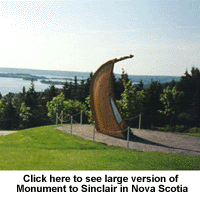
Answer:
(93, 121, 95, 141)
(127, 126, 130, 149)
(56, 113, 58, 125)
(61, 111, 63, 125)
(139, 114, 141, 129)
(70, 116, 73, 134)
(80, 110, 83, 125)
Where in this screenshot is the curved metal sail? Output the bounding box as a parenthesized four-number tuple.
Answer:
(90, 55, 133, 138)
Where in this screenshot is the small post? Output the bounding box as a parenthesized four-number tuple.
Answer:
(127, 127, 130, 149)
(93, 121, 95, 141)
(56, 113, 58, 125)
(61, 111, 63, 125)
(139, 114, 141, 129)
(70, 116, 73, 134)
(80, 110, 83, 125)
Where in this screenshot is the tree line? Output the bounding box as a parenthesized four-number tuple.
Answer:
(0, 67, 200, 132)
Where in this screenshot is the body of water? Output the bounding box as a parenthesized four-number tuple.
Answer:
(0, 68, 90, 96)
(0, 77, 63, 96)
(0, 67, 180, 96)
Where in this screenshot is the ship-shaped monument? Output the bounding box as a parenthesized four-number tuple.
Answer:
(90, 55, 133, 138)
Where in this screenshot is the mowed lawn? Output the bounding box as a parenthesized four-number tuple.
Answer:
(0, 125, 199, 170)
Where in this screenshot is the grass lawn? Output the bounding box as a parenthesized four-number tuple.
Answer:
(0, 125, 199, 170)
(153, 126, 200, 137)
(173, 132, 200, 137)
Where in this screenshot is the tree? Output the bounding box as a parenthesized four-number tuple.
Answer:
(20, 86, 26, 103)
(137, 80, 144, 91)
(63, 99, 87, 123)
(25, 79, 38, 110)
(176, 67, 200, 126)
(2, 100, 19, 129)
(46, 92, 65, 123)
(113, 73, 123, 100)
(0, 99, 5, 129)
(84, 95, 93, 123)
(117, 80, 145, 125)
(77, 79, 87, 102)
(4, 92, 15, 103)
(121, 68, 129, 83)
(73, 76, 78, 91)
(70, 76, 79, 100)
(47, 92, 87, 123)
(19, 102, 32, 129)
(113, 69, 130, 100)
(143, 81, 164, 128)
(159, 86, 184, 126)
(46, 84, 58, 102)
(62, 81, 73, 100)
(46, 92, 87, 124)
(24, 79, 40, 127)
(84, 72, 93, 96)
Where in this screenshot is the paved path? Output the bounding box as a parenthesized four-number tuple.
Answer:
(0, 131, 16, 136)
(57, 124, 200, 156)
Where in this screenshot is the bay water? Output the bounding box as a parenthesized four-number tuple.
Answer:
(0, 77, 63, 96)
(0, 67, 180, 96)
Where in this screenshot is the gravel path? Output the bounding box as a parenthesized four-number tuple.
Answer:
(57, 124, 200, 156)
(0, 131, 16, 136)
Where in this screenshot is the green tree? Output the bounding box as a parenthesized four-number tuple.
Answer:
(84, 72, 93, 96)
(46, 92, 65, 123)
(143, 81, 164, 128)
(0, 99, 5, 129)
(46, 92, 87, 124)
(20, 86, 26, 103)
(19, 102, 32, 129)
(24, 79, 40, 127)
(117, 80, 145, 120)
(73, 76, 78, 91)
(135, 80, 144, 91)
(113, 69, 130, 100)
(63, 99, 87, 123)
(159, 86, 184, 126)
(62, 81, 73, 100)
(46, 84, 58, 102)
(176, 67, 200, 126)
(25, 79, 38, 110)
(113, 73, 123, 100)
(121, 68, 130, 83)
(85, 95, 93, 123)
(2, 100, 19, 129)
(77, 79, 87, 102)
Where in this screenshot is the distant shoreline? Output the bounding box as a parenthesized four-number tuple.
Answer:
(0, 73, 86, 85)
(0, 67, 181, 77)
(0, 67, 181, 96)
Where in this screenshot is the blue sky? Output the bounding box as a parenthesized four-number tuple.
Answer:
(0, 0, 199, 76)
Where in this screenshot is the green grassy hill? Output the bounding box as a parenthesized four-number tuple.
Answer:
(0, 125, 199, 170)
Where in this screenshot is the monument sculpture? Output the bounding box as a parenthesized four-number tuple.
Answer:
(90, 55, 134, 138)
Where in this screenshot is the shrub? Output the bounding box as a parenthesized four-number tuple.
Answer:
(188, 127, 200, 133)
(174, 125, 186, 133)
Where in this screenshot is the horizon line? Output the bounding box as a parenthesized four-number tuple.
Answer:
(0, 67, 181, 77)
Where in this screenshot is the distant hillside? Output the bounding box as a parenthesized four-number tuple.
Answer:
(127, 75, 181, 85)
(0, 67, 180, 85)
(0, 67, 90, 78)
